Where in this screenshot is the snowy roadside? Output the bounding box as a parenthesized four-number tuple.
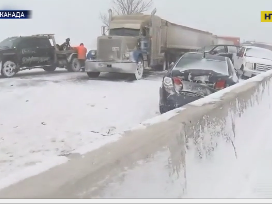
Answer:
(0, 73, 161, 189)
(0, 69, 247, 190)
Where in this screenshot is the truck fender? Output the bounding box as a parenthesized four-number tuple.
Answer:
(67, 53, 78, 63)
(131, 50, 144, 62)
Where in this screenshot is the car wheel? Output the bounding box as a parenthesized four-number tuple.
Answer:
(87, 72, 100, 78)
(67, 57, 81, 72)
(1, 60, 17, 78)
(43, 66, 56, 72)
(131, 57, 144, 80)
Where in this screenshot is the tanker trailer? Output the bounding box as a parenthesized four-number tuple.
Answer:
(163, 23, 214, 69)
(213, 35, 235, 45)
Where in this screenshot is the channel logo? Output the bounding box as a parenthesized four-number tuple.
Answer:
(0, 10, 32, 19)
(261, 11, 272, 22)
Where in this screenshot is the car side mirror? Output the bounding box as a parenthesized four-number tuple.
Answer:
(170, 62, 174, 68)
(203, 51, 209, 58)
(212, 50, 218, 55)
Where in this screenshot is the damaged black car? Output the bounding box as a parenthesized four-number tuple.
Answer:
(159, 52, 239, 114)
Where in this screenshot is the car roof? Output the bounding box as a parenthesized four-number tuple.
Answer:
(8, 36, 49, 39)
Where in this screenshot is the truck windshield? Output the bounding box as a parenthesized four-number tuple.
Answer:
(0, 37, 18, 49)
(109, 28, 140, 36)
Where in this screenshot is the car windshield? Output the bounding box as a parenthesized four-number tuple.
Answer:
(175, 56, 229, 75)
(245, 48, 272, 60)
(109, 28, 140, 36)
(198, 45, 214, 52)
(0, 37, 18, 49)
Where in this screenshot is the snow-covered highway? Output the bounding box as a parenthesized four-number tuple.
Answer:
(0, 69, 164, 189)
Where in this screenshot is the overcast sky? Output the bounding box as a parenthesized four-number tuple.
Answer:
(0, 0, 270, 49)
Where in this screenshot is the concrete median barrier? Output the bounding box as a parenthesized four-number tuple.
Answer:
(1, 71, 272, 198)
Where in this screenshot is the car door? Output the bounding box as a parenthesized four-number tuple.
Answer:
(17, 38, 40, 67)
(226, 57, 239, 84)
(234, 47, 246, 70)
(36, 37, 55, 66)
(230, 46, 239, 65)
(227, 46, 239, 62)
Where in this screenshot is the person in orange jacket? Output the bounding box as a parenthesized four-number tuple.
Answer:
(73, 43, 87, 71)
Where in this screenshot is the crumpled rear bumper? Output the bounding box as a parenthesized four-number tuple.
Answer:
(160, 87, 203, 111)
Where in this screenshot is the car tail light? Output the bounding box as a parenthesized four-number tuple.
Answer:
(173, 77, 182, 85)
(214, 80, 226, 90)
(173, 77, 183, 92)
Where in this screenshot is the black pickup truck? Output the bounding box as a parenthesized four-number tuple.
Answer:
(198, 44, 240, 64)
(0, 34, 81, 78)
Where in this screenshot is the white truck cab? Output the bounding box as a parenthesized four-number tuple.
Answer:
(233, 46, 272, 78)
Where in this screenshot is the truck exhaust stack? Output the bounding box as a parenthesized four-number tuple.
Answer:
(108, 9, 112, 26)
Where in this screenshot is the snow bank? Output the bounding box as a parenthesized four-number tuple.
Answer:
(0, 76, 161, 190)
(1, 70, 272, 198)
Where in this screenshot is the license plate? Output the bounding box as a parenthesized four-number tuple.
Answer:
(98, 63, 112, 68)
(194, 75, 209, 82)
(112, 47, 119, 51)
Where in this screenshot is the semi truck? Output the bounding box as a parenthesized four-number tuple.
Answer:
(216, 36, 240, 45)
(85, 9, 218, 80)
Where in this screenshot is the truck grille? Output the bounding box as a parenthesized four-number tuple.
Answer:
(97, 38, 122, 61)
(256, 63, 272, 72)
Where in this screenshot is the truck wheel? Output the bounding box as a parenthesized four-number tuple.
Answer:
(87, 72, 100, 78)
(132, 57, 144, 80)
(43, 66, 56, 72)
(67, 57, 81, 72)
(1, 60, 17, 78)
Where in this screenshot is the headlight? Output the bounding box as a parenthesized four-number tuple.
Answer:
(163, 77, 175, 94)
(124, 52, 130, 59)
(163, 77, 173, 86)
(91, 51, 96, 55)
(245, 62, 254, 70)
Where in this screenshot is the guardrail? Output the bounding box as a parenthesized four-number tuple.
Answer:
(1, 71, 272, 198)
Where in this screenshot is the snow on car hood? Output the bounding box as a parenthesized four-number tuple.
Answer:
(244, 48, 272, 65)
(245, 56, 272, 65)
